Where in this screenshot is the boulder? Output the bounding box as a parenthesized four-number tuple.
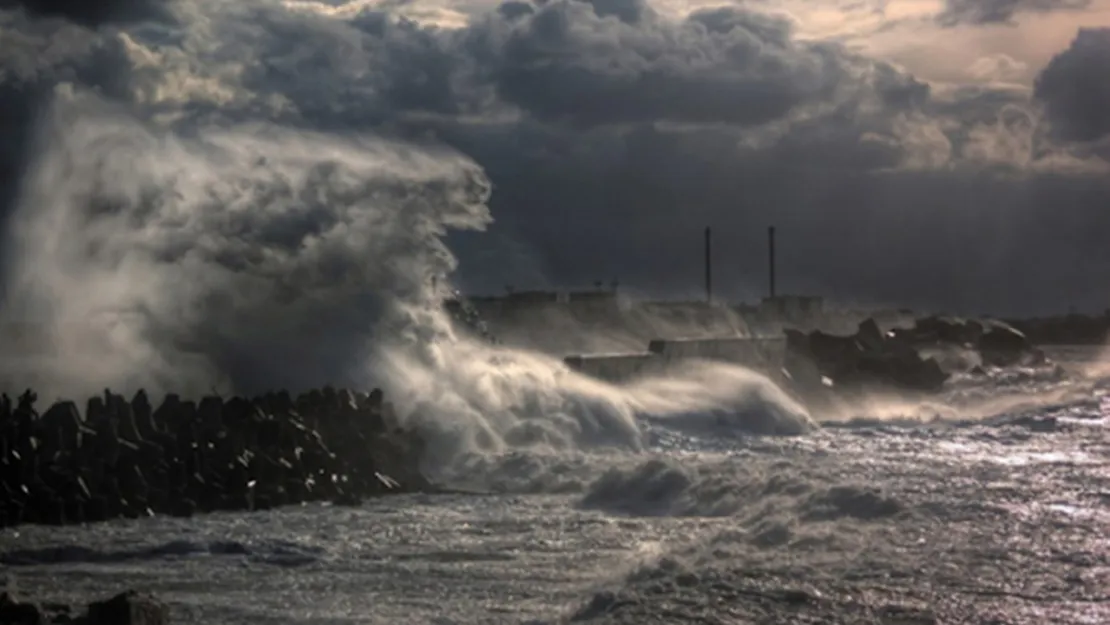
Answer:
(854, 318, 885, 353)
(875, 316, 1044, 371)
(978, 324, 1032, 367)
(906, 316, 983, 346)
(83, 591, 169, 625)
(857, 353, 947, 393)
(852, 315, 1043, 375)
(0, 592, 45, 625)
(785, 320, 950, 394)
(1007, 313, 1110, 345)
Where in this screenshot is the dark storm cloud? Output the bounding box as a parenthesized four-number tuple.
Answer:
(449, 107, 1110, 314)
(435, 2, 1110, 314)
(0, 0, 1108, 317)
(937, 0, 1091, 26)
(475, 2, 855, 127)
(1034, 28, 1110, 143)
(583, 0, 652, 23)
(0, 0, 173, 27)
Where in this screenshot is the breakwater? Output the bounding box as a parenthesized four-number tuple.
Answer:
(563, 337, 787, 383)
(0, 387, 429, 528)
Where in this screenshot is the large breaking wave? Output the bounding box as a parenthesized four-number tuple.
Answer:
(0, 91, 813, 477)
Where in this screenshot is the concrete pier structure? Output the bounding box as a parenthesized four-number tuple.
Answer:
(562, 352, 661, 383)
(563, 336, 786, 383)
(648, 336, 786, 371)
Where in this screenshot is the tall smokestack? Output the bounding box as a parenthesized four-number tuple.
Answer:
(704, 226, 712, 303)
(768, 226, 776, 299)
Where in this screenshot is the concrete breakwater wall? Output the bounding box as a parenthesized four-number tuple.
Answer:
(455, 296, 755, 357)
(564, 337, 787, 383)
(563, 352, 661, 383)
(0, 387, 430, 529)
(648, 337, 787, 370)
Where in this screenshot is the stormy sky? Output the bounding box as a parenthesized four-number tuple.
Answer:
(2, 0, 1110, 316)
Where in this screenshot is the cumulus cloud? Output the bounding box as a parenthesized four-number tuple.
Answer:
(937, 0, 1091, 26)
(1034, 28, 1110, 143)
(0, 0, 1108, 368)
(476, 3, 852, 127)
(966, 53, 1028, 83)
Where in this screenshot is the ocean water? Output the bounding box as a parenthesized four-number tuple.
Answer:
(2, 351, 1108, 624)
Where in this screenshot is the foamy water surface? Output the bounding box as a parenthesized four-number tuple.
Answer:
(3, 360, 1109, 624)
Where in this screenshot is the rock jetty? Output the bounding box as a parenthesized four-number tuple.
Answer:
(889, 315, 1045, 368)
(0, 387, 431, 529)
(785, 315, 1045, 396)
(1007, 312, 1110, 346)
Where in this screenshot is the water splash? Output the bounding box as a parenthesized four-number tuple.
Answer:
(0, 91, 813, 478)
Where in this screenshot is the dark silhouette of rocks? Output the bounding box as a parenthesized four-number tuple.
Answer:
(1006, 312, 1110, 346)
(1, 588, 168, 624)
(786, 320, 949, 395)
(891, 316, 1045, 368)
(0, 590, 45, 625)
(785, 316, 1048, 396)
(84, 590, 169, 625)
(445, 292, 499, 344)
(0, 387, 431, 529)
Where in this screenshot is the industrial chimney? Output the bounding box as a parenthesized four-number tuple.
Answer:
(767, 226, 776, 299)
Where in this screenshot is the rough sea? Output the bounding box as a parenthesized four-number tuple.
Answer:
(2, 348, 1107, 625)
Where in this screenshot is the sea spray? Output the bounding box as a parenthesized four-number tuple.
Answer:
(0, 90, 490, 398)
(0, 90, 815, 487)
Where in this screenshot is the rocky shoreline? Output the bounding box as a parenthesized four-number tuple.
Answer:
(1006, 313, 1110, 346)
(0, 387, 431, 530)
(784, 315, 1048, 397)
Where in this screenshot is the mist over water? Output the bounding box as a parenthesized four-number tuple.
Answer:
(0, 90, 813, 478)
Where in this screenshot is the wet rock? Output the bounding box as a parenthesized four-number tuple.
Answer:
(857, 351, 947, 392)
(44, 603, 71, 624)
(82, 591, 169, 625)
(445, 294, 499, 344)
(786, 314, 1052, 399)
(1007, 312, 1110, 345)
(909, 315, 983, 346)
(0, 591, 45, 625)
(979, 325, 1031, 367)
(897, 317, 1042, 368)
(786, 321, 949, 394)
(855, 317, 885, 352)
